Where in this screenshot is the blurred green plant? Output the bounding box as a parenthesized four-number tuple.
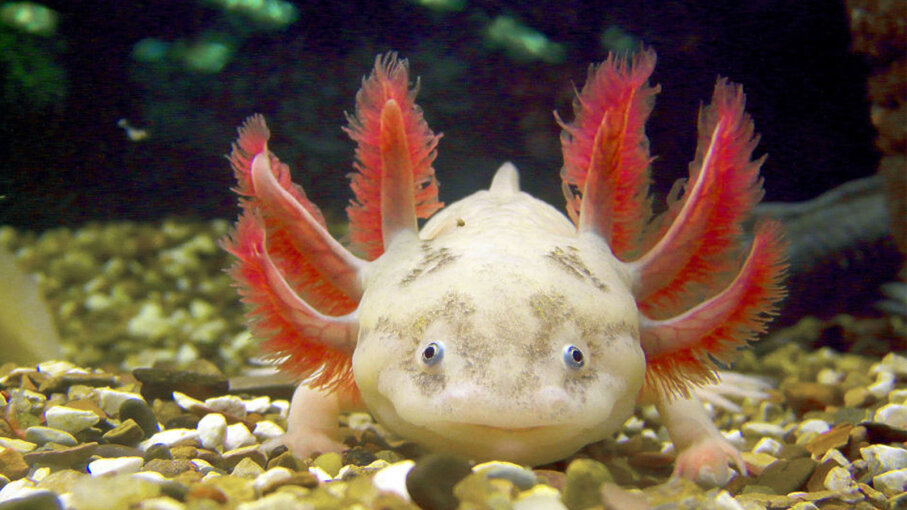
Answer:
(0, 1, 57, 36)
(0, 3, 66, 112)
(484, 15, 565, 64)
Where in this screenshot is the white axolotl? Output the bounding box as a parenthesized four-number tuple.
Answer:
(222, 50, 786, 486)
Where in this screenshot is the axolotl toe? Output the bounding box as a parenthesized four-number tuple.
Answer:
(222, 50, 787, 485)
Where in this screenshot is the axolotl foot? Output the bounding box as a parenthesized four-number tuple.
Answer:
(656, 392, 747, 487)
(672, 432, 746, 487)
(279, 384, 348, 458)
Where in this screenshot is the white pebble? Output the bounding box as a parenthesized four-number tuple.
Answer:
(512, 486, 568, 510)
(137, 496, 187, 510)
(31, 467, 50, 483)
(0, 479, 38, 504)
(44, 405, 100, 434)
(140, 428, 199, 451)
(823, 466, 857, 492)
(190, 458, 216, 475)
(197, 413, 227, 450)
(252, 420, 284, 442)
(867, 371, 895, 399)
(875, 352, 907, 377)
(94, 388, 144, 415)
(88, 456, 143, 476)
(721, 429, 746, 449)
(132, 471, 168, 484)
(0, 438, 37, 453)
(889, 388, 907, 404)
(819, 449, 850, 468)
(24, 426, 77, 446)
(252, 467, 292, 493)
(371, 460, 414, 501)
(223, 423, 255, 451)
(873, 403, 907, 429)
(816, 368, 842, 385)
(242, 396, 271, 414)
(796, 419, 830, 437)
(873, 468, 907, 495)
(172, 391, 204, 411)
(752, 437, 783, 456)
(205, 395, 247, 418)
(861, 444, 907, 477)
(714, 490, 745, 510)
(36, 360, 76, 377)
(270, 400, 289, 418)
(741, 421, 786, 439)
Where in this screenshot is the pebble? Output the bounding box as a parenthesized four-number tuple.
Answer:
(860, 444, 907, 476)
(196, 414, 227, 450)
(102, 419, 145, 446)
(204, 396, 246, 419)
(242, 396, 271, 415)
(87, 456, 143, 476)
(251, 421, 283, 443)
(141, 429, 199, 451)
(223, 424, 255, 451)
(822, 465, 857, 492)
(562, 458, 614, 510)
(251, 467, 292, 493)
(873, 403, 907, 429)
(311, 452, 343, 478)
(751, 437, 783, 456)
(741, 421, 787, 440)
(372, 460, 414, 501)
(473, 461, 537, 490)
(118, 398, 159, 439)
(0, 489, 63, 509)
(43, 406, 99, 434)
(754, 457, 817, 494)
(23, 427, 76, 447)
(190, 458, 216, 476)
(231, 457, 265, 478)
(0, 448, 29, 480)
(872, 468, 907, 497)
(93, 389, 144, 416)
(0, 441, 35, 454)
(405, 454, 472, 510)
(867, 371, 896, 399)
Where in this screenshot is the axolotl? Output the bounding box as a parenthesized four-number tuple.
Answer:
(222, 50, 787, 485)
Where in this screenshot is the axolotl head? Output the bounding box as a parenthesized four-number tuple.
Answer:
(351, 166, 646, 465)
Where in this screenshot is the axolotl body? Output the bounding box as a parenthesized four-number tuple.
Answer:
(222, 50, 786, 485)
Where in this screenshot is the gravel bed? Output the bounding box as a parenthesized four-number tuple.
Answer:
(1, 220, 905, 509)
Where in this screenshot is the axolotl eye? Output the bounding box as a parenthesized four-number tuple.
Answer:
(563, 345, 585, 370)
(420, 341, 445, 367)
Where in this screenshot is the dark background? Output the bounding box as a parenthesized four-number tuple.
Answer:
(0, 0, 878, 231)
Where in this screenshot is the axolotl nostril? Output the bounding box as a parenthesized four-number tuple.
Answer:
(221, 49, 787, 486)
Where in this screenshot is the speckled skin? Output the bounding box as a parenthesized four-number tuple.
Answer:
(352, 163, 645, 464)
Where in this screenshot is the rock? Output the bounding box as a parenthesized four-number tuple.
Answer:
(140, 429, 199, 451)
(266, 451, 306, 471)
(251, 466, 292, 494)
(513, 485, 568, 510)
(873, 404, 907, 429)
(87, 456, 143, 476)
(251, 421, 283, 443)
(93, 444, 143, 459)
(823, 466, 858, 493)
(405, 454, 472, 510)
(0, 448, 28, 480)
(867, 371, 896, 399)
(562, 459, 614, 510)
(372, 460, 414, 501)
(0, 490, 62, 509)
(118, 398, 159, 439)
(312, 452, 343, 478)
(0, 441, 34, 455)
(754, 457, 817, 494)
(102, 419, 145, 446)
(861, 444, 907, 477)
(752, 437, 784, 456)
(23, 427, 77, 447)
(196, 414, 227, 450)
(872, 468, 907, 497)
(473, 461, 537, 490)
(221, 446, 266, 471)
(93, 388, 143, 416)
(132, 367, 228, 402)
(34, 469, 84, 494)
(204, 396, 246, 419)
(142, 458, 194, 478)
(22, 442, 98, 468)
(231, 457, 265, 478)
(742, 422, 787, 440)
(804, 424, 852, 456)
(143, 443, 172, 462)
(43, 406, 99, 434)
(843, 387, 874, 407)
(783, 382, 840, 413)
(223, 424, 254, 451)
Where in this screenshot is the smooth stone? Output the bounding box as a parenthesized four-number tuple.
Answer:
(34, 469, 84, 494)
(861, 444, 907, 477)
(372, 461, 414, 501)
(742, 422, 787, 440)
(223, 424, 254, 452)
(872, 468, 907, 497)
(783, 382, 840, 413)
(196, 414, 227, 451)
(94, 388, 144, 416)
(22, 442, 98, 468)
(231, 457, 264, 478)
(0, 441, 34, 455)
(23, 427, 76, 447)
(119, 398, 159, 439)
(190, 458, 216, 476)
(0, 489, 62, 509)
(43, 406, 99, 434)
(242, 396, 270, 415)
(132, 367, 228, 402)
(513, 485, 568, 510)
(221, 446, 266, 471)
(752, 437, 784, 456)
(312, 452, 343, 478)
(251, 421, 283, 443)
(93, 444, 143, 459)
(204, 396, 246, 419)
(141, 429, 199, 451)
(143, 443, 172, 462)
(473, 461, 537, 490)
(0, 448, 28, 480)
(562, 459, 614, 510)
(102, 419, 145, 446)
(251, 466, 292, 494)
(754, 457, 817, 494)
(406, 454, 473, 510)
(142, 458, 194, 478)
(873, 403, 907, 429)
(822, 466, 857, 492)
(87, 456, 143, 476)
